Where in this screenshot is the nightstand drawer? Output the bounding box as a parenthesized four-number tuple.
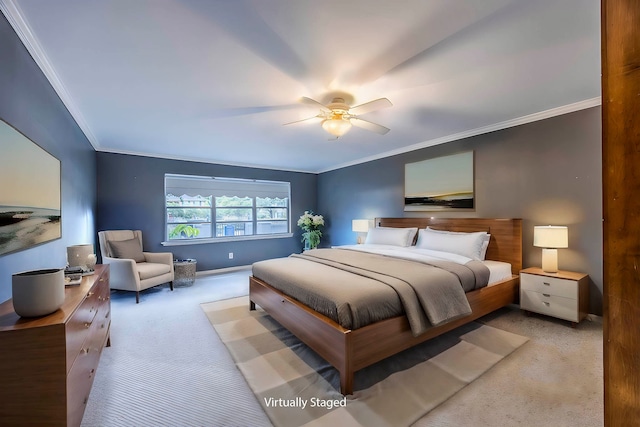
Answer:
(521, 290, 579, 322)
(520, 273, 577, 300)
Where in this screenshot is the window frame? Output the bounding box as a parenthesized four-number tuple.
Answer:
(162, 174, 292, 246)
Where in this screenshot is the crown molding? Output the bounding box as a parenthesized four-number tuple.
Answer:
(96, 147, 316, 174)
(0, 0, 99, 149)
(318, 97, 602, 173)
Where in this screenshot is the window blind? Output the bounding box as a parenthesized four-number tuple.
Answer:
(165, 174, 290, 199)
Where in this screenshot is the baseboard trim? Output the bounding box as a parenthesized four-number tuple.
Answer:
(196, 265, 252, 277)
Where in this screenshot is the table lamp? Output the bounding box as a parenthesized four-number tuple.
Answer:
(533, 225, 568, 273)
(352, 219, 370, 244)
(67, 244, 96, 272)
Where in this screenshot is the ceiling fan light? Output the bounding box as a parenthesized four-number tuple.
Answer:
(322, 117, 352, 137)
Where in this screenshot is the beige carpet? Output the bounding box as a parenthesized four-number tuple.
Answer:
(202, 296, 529, 427)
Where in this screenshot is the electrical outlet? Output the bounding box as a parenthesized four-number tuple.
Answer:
(228, 252, 233, 259)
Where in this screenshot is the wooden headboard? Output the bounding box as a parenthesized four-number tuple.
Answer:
(376, 218, 522, 275)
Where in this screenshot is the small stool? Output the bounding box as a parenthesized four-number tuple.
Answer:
(173, 259, 197, 287)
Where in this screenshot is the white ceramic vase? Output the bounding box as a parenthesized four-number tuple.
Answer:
(12, 268, 65, 317)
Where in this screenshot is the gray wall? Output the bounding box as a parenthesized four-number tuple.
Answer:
(96, 152, 317, 271)
(0, 14, 97, 303)
(318, 107, 603, 315)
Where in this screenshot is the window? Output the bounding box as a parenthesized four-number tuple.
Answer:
(165, 174, 291, 243)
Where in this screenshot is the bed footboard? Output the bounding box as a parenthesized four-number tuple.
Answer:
(249, 276, 355, 394)
(249, 274, 519, 395)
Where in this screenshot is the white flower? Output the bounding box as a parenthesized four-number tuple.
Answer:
(298, 211, 324, 231)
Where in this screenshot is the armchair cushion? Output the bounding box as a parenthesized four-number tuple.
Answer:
(136, 262, 172, 280)
(109, 238, 145, 262)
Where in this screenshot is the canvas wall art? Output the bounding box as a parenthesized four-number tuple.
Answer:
(0, 119, 61, 256)
(404, 151, 474, 211)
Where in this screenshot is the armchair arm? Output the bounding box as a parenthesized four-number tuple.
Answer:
(102, 256, 141, 292)
(144, 252, 173, 266)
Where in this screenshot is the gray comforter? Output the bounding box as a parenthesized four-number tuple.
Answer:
(252, 248, 490, 336)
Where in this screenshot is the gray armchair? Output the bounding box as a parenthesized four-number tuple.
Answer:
(98, 230, 174, 303)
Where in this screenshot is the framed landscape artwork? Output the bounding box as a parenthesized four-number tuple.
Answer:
(404, 151, 474, 211)
(0, 119, 61, 256)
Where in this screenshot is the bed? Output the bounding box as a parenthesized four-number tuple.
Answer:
(249, 217, 522, 395)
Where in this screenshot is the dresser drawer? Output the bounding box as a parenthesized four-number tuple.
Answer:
(67, 340, 101, 427)
(65, 269, 110, 362)
(66, 291, 100, 371)
(521, 289, 579, 322)
(65, 286, 101, 371)
(88, 302, 110, 352)
(95, 269, 110, 295)
(520, 273, 578, 300)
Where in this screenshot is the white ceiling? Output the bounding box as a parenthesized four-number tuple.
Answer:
(1, 0, 601, 173)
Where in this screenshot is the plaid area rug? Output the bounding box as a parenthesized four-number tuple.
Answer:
(201, 296, 528, 427)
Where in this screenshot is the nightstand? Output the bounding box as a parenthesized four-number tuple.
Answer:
(520, 267, 589, 327)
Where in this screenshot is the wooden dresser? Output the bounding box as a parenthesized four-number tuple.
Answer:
(0, 264, 111, 427)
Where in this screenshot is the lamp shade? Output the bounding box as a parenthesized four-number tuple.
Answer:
(67, 244, 94, 268)
(352, 219, 370, 233)
(533, 226, 568, 248)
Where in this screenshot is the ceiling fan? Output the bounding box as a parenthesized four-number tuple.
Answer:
(285, 96, 392, 138)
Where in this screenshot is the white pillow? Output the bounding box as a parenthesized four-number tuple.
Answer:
(365, 227, 418, 247)
(425, 227, 491, 259)
(415, 228, 489, 260)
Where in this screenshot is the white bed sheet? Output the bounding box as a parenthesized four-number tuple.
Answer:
(332, 244, 513, 285)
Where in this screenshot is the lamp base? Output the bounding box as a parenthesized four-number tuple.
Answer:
(541, 248, 559, 273)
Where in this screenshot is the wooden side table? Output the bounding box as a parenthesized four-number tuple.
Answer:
(520, 267, 589, 327)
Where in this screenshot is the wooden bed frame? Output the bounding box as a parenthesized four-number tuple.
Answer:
(249, 217, 522, 395)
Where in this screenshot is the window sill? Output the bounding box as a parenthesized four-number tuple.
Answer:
(161, 233, 294, 246)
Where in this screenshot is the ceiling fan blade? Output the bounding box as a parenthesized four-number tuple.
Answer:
(351, 117, 390, 135)
(300, 97, 332, 113)
(283, 115, 320, 126)
(350, 98, 392, 116)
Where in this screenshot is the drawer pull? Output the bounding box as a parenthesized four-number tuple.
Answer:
(543, 282, 550, 286)
(543, 301, 550, 306)
(99, 278, 105, 282)
(88, 291, 94, 297)
(84, 322, 91, 329)
(542, 293, 551, 297)
(81, 348, 89, 354)
(281, 299, 285, 303)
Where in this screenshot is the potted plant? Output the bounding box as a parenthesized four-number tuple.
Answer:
(169, 224, 200, 239)
(297, 211, 324, 250)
